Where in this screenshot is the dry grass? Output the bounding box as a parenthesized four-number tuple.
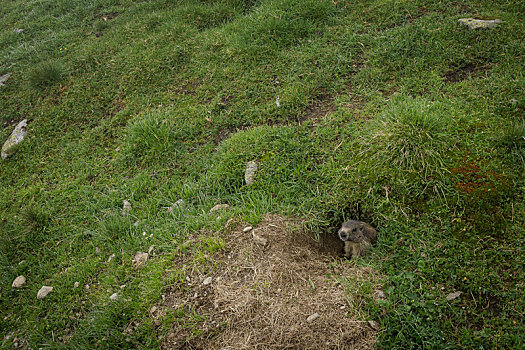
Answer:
(159, 215, 381, 349)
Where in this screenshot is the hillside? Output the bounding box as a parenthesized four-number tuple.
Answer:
(1, 0, 524, 348)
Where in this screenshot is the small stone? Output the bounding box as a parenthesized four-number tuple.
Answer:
(374, 290, 386, 300)
(0, 73, 11, 86)
(148, 246, 154, 255)
(244, 161, 258, 185)
(510, 98, 518, 105)
(368, 320, 380, 330)
(340, 305, 346, 310)
(446, 291, 462, 301)
(11, 276, 26, 288)
(458, 18, 501, 30)
(37, 286, 53, 299)
(95, 247, 101, 255)
(107, 254, 115, 263)
(210, 204, 229, 212)
(110, 293, 118, 300)
(132, 252, 149, 267)
(307, 313, 319, 323)
(167, 199, 184, 213)
(243, 226, 253, 233)
(252, 232, 268, 246)
(74, 282, 79, 288)
(203, 277, 212, 285)
(122, 200, 131, 216)
(13, 28, 24, 33)
(1, 119, 27, 160)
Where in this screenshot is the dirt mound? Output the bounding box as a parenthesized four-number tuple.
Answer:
(160, 215, 380, 349)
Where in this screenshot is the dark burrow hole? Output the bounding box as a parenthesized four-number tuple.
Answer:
(310, 203, 377, 258)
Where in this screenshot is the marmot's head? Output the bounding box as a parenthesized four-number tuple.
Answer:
(337, 221, 363, 242)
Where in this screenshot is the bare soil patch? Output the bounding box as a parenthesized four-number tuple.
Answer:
(159, 215, 381, 349)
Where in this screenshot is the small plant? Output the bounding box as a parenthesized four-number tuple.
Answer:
(28, 61, 65, 89)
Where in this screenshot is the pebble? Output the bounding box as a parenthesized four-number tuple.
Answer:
(210, 204, 229, 212)
(1, 119, 27, 160)
(446, 291, 462, 301)
(458, 18, 501, 30)
(243, 226, 253, 233)
(0, 73, 11, 86)
(244, 161, 258, 185)
(12, 276, 26, 288)
(74, 282, 79, 288)
(368, 320, 380, 330)
(203, 277, 213, 285)
(110, 293, 118, 300)
(307, 313, 320, 323)
(132, 252, 149, 267)
(122, 200, 131, 216)
(37, 286, 53, 299)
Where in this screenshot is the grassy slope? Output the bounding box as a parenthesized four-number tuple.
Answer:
(1, 0, 524, 348)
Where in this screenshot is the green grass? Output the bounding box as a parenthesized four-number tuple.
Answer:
(1, 0, 524, 348)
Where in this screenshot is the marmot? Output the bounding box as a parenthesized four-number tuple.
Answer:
(337, 220, 377, 259)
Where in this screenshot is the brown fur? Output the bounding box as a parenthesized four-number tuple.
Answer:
(338, 220, 377, 259)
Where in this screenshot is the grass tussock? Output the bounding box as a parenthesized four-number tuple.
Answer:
(27, 61, 65, 89)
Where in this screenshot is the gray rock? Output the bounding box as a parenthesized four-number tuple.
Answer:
(13, 28, 24, 33)
(202, 277, 213, 285)
(37, 286, 53, 299)
(446, 291, 462, 301)
(74, 282, 80, 288)
(243, 226, 253, 233)
(132, 251, 148, 267)
(210, 204, 229, 212)
(0, 73, 11, 86)
(1, 119, 27, 160)
(110, 293, 118, 300)
(122, 200, 131, 216)
(244, 161, 258, 185)
(458, 18, 501, 30)
(307, 313, 319, 323)
(12, 276, 26, 288)
(368, 320, 380, 330)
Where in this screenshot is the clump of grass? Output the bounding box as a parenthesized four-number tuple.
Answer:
(497, 121, 525, 150)
(27, 61, 65, 89)
(354, 95, 455, 197)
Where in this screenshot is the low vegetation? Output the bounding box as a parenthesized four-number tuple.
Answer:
(1, 0, 523, 348)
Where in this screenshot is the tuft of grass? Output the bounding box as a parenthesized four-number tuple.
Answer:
(354, 95, 455, 198)
(27, 61, 65, 89)
(498, 121, 525, 150)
